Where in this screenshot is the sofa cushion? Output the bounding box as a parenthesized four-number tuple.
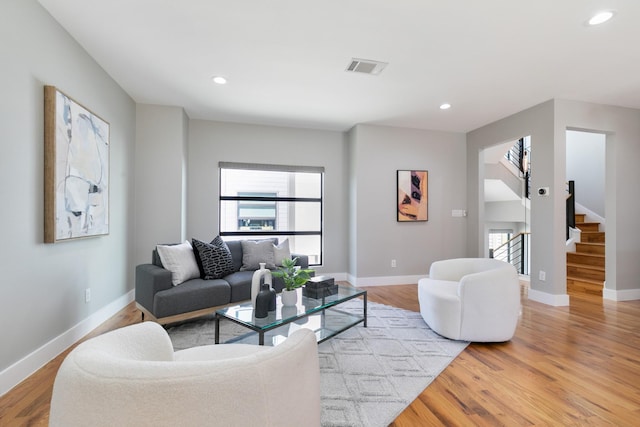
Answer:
(223, 271, 255, 302)
(240, 240, 277, 270)
(192, 238, 235, 279)
(156, 241, 200, 286)
(225, 240, 243, 272)
(153, 278, 231, 318)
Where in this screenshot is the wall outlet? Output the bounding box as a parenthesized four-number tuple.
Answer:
(85, 288, 91, 303)
(539, 271, 546, 281)
(391, 259, 397, 268)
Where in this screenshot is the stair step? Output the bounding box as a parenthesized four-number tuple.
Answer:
(576, 242, 605, 255)
(576, 222, 600, 232)
(567, 262, 605, 281)
(575, 242, 605, 255)
(567, 252, 605, 268)
(568, 216, 605, 297)
(581, 231, 605, 243)
(567, 278, 603, 296)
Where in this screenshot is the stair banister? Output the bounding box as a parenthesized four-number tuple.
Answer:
(566, 180, 575, 240)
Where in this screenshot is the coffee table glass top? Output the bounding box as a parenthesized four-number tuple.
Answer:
(217, 285, 366, 330)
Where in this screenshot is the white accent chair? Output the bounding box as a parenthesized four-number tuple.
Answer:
(49, 322, 320, 427)
(418, 258, 520, 342)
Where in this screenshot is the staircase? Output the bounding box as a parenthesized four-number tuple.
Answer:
(566, 213, 605, 296)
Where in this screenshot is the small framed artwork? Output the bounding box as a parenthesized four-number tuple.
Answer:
(397, 170, 428, 222)
(44, 86, 110, 243)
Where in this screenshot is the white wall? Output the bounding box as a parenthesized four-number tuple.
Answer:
(349, 124, 468, 284)
(0, 0, 136, 392)
(566, 130, 605, 217)
(187, 120, 349, 275)
(485, 201, 527, 223)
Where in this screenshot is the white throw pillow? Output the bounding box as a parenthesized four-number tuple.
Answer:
(273, 239, 292, 266)
(156, 241, 200, 286)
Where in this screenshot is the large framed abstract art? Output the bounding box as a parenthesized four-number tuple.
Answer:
(44, 86, 110, 243)
(397, 170, 428, 222)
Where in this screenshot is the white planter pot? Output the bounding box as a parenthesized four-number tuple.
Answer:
(281, 289, 298, 306)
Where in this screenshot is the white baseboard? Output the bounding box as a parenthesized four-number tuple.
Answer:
(527, 288, 570, 306)
(0, 290, 135, 397)
(319, 272, 348, 282)
(603, 287, 640, 301)
(348, 274, 424, 287)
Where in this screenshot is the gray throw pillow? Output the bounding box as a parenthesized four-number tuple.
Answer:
(192, 238, 235, 279)
(240, 240, 276, 270)
(273, 239, 292, 266)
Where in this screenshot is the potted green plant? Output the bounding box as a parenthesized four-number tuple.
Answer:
(272, 257, 313, 306)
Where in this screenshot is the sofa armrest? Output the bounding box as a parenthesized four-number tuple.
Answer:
(292, 253, 309, 269)
(135, 264, 173, 313)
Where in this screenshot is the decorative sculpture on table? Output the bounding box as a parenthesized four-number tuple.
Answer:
(251, 263, 273, 318)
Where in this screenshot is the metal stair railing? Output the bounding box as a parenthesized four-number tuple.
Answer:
(504, 138, 531, 199)
(490, 232, 530, 275)
(566, 180, 575, 240)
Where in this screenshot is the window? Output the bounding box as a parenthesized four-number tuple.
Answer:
(489, 230, 512, 251)
(489, 229, 513, 260)
(219, 162, 324, 265)
(237, 192, 276, 230)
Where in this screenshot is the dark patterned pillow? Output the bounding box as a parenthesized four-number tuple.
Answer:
(192, 238, 235, 279)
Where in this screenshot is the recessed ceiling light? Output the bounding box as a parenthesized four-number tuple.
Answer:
(440, 103, 451, 110)
(212, 76, 227, 85)
(588, 11, 614, 26)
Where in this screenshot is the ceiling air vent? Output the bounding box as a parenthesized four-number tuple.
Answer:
(346, 58, 388, 75)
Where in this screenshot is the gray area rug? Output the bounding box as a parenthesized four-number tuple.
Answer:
(167, 300, 469, 427)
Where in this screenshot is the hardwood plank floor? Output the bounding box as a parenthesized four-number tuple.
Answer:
(1, 283, 639, 426)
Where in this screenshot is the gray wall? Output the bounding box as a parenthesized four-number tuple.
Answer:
(467, 101, 563, 303)
(187, 120, 349, 275)
(0, 0, 135, 378)
(135, 118, 468, 284)
(349, 124, 468, 282)
(557, 100, 640, 297)
(468, 99, 640, 303)
(134, 105, 189, 266)
(566, 130, 605, 217)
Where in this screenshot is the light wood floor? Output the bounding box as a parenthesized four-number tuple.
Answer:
(1, 284, 639, 426)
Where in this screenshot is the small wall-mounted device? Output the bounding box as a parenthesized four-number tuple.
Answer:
(537, 187, 550, 197)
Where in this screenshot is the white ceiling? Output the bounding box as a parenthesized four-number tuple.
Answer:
(38, 0, 640, 132)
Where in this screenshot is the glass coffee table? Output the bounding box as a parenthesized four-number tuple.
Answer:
(215, 285, 367, 346)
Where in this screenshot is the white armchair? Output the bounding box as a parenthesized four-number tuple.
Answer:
(49, 322, 320, 427)
(418, 258, 520, 342)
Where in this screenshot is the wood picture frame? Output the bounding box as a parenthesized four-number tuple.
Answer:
(44, 86, 110, 243)
(397, 170, 428, 222)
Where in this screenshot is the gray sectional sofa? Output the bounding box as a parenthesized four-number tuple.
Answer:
(135, 239, 310, 324)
